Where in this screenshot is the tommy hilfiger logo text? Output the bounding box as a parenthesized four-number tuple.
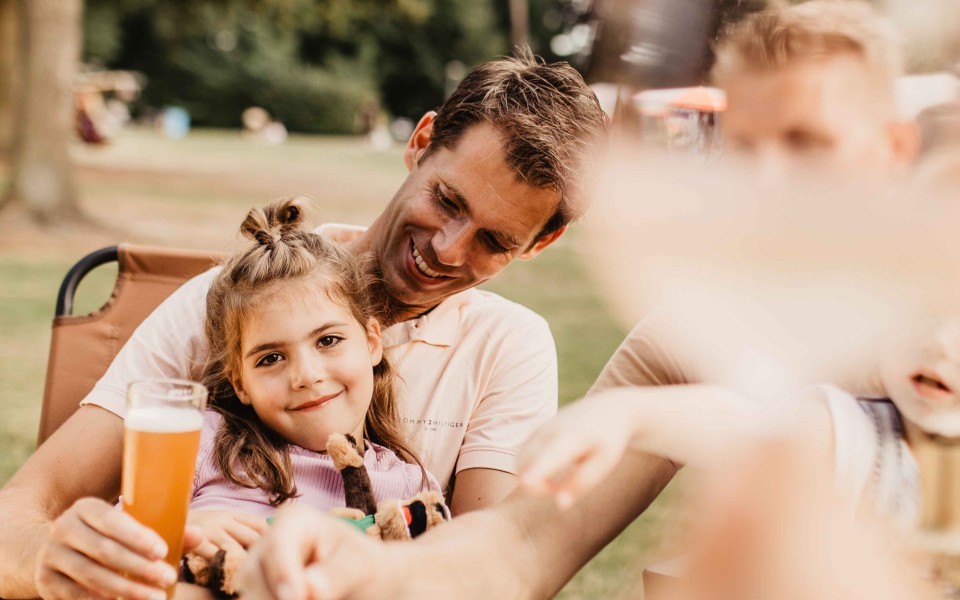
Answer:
(403, 417, 465, 429)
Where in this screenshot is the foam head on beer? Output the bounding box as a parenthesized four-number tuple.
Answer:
(126, 405, 205, 432)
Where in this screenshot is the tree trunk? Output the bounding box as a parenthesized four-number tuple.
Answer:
(508, 0, 528, 51)
(1, 0, 83, 222)
(0, 0, 21, 158)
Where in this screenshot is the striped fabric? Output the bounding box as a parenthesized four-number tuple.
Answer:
(190, 411, 438, 519)
(823, 383, 920, 524)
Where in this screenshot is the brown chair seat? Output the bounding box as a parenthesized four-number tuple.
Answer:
(38, 243, 226, 446)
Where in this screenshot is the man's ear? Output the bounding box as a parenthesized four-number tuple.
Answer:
(403, 112, 436, 171)
(887, 120, 920, 168)
(366, 317, 384, 367)
(519, 225, 567, 261)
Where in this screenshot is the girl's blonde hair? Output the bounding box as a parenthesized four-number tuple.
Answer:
(203, 197, 422, 506)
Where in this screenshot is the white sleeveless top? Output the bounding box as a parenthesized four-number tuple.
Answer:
(821, 383, 920, 523)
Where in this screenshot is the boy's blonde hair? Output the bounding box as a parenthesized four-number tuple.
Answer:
(203, 197, 423, 505)
(713, 1, 902, 99)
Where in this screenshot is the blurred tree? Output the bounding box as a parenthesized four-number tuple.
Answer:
(371, 0, 506, 120)
(82, 0, 386, 132)
(1, 0, 83, 223)
(0, 0, 21, 158)
(81, 0, 508, 131)
(509, 0, 529, 49)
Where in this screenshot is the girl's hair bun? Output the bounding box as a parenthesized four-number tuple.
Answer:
(240, 197, 309, 246)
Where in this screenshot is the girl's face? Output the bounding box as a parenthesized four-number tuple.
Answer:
(881, 316, 960, 431)
(233, 290, 382, 452)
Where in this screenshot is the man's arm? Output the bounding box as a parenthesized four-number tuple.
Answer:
(237, 449, 677, 599)
(449, 468, 517, 515)
(0, 406, 176, 599)
(0, 269, 217, 598)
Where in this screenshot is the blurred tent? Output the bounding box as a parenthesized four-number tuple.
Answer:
(627, 86, 724, 158)
(633, 86, 726, 114)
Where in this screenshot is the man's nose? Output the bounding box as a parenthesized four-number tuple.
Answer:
(432, 222, 471, 268)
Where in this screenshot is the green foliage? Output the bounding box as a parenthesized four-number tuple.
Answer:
(81, 0, 517, 132)
(370, 0, 506, 119)
(83, 1, 384, 132)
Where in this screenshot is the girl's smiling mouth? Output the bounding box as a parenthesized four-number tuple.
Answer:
(290, 390, 343, 412)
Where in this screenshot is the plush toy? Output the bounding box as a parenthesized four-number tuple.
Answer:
(184, 433, 450, 597)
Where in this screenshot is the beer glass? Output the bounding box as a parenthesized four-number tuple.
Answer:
(122, 378, 206, 597)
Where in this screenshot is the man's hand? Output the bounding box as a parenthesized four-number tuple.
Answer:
(34, 497, 185, 600)
(188, 509, 267, 561)
(235, 505, 398, 600)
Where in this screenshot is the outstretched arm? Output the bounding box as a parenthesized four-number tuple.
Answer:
(519, 385, 756, 505)
(237, 448, 677, 600)
(0, 406, 180, 599)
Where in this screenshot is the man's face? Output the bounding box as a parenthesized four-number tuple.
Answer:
(370, 120, 562, 316)
(720, 56, 905, 180)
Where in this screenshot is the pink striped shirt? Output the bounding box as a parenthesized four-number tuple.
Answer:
(190, 411, 439, 519)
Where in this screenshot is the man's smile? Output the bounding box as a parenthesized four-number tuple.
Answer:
(407, 239, 454, 284)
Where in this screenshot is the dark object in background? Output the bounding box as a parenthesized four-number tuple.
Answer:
(585, 0, 721, 90)
(916, 102, 960, 157)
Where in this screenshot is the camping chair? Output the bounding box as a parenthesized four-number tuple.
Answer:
(37, 244, 226, 446)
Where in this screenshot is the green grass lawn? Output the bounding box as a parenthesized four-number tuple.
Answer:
(0, 129, 678, 598)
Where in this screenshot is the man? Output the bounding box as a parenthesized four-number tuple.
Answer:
(235, 2, 924, 598)
(0, 51, 606, 600)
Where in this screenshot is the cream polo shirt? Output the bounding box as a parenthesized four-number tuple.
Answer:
(80, 224, 558, 491)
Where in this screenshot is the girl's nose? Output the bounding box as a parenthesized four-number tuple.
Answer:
(290, 355, 325, 389)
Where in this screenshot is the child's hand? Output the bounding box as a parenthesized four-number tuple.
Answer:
(518, 389, 641, 509)
(518, 385, 755, 509)
(187, 509, 268, 560)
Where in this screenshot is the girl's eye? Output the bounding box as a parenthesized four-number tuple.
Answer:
(317, 335, 342, 348)
(256, 352, 283, 367)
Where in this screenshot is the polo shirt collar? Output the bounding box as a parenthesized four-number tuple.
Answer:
(381, 290, 472, 348)
(315, 222, 469, 349)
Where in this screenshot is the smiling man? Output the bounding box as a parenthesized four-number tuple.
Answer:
(0, 51, 606, 600)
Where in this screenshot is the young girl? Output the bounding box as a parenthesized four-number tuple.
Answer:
(189, 197, 439, 525)
(518, 314, 960, 524)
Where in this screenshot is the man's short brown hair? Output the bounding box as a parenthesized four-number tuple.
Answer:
(424, 48, 607, 241)
(713, 1, 902, 97)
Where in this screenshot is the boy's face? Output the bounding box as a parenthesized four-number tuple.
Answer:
(720, 55, 912, 182)
(881, 317, 960, 430)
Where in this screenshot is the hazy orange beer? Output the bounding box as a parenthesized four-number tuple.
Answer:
(122, 378, 206, 598)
